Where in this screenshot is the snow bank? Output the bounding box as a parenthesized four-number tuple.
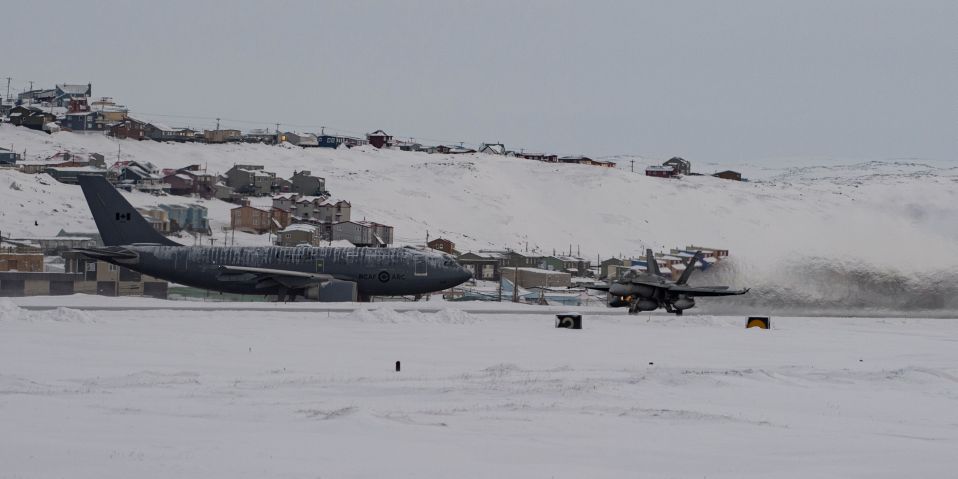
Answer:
(0, 299, 95, 322)
(352, 307, 480, 324)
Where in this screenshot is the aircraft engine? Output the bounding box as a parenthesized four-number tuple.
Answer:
(673, 297, 696, 310)
(304, 285, 322, 300)
(609, 283, 656, 298)
(303, 280, 358, 302)
(609, 294, 632, 308)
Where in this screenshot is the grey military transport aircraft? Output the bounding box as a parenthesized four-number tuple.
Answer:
(75, 175, 472, 301)
(590, 249, 748, 315)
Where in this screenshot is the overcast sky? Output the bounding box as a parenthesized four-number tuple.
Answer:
(4, 0, 955, 163)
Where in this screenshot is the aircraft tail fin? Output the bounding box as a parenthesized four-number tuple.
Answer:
(676, 251, 703, 285)
(77, 175, 179, 247)
(645, 248, 661, 276)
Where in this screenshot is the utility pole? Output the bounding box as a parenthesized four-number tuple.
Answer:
(630, 159, 635, 173)
(4, 77, 10, 101)
(28, 80, 34, 91)
(216, 117, 220, 130)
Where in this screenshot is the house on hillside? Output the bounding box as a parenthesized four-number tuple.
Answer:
(162, 172, 196, 196)
(331, 221, 393, 247)
(243, 129, 277, 144)
(8, 106, 56, 131)
(478, 143, 506, 155)
(112, 160, 166, 193)
(275, 195, 351, 223)
(17, 88, 56, 104)
(663, 157, 691, 175)
(516, 152, 559, 163)
(230, 200, 289, 234)
(645, 165, 676, 178)
(159, 204, 209, 233)
(281, 131, 319, 147)
(0, 147, 21, 166)
(713, 170, 742, 181)
(366, 130, 393, 149)
(225, 164, 277, 196)
(109, 116, 149, 140)
(275, 223, 319, 246)
(318, 134, 368, 149)
(54, 83, 92, 106)
(290, 170, 326, 196)
(427, 238, 457, 255)
(61, 111, 106, 131)
(203, 129, 242, 143)
(136, 208, 171, 234)
(44, 166, 110, 184)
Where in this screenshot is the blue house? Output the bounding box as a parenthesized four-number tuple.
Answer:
(0, 147, 21, 165)
(159, 204, 209, 233)
(61, 111, 104, 131)
(318, 135, 368, 149)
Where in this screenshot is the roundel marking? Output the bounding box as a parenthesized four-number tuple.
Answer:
(378, 270, 391, 283)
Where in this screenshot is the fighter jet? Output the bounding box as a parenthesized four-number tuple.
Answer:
(590, 249, 748, 315)
(74, 175, 472, 301)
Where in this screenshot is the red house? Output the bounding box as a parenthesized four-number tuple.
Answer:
(366, 130, 393, 149)
(645, 165, 676, 178)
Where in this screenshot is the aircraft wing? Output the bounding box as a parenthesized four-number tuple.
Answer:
(218, 265, 337, 288)
(666, 285, 749, 297)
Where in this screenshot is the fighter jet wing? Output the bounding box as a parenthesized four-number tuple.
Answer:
(584, 284, 611, 292)
(666, 285, 749, 297)
(218, 265, 336, 289)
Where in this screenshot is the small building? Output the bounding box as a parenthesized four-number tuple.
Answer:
(159, 204, 209, 233)
(457, 252, 504, 281)
(290, 170, 326, 196)
(663, 157, 691, 175)
(539, 255, 591, 275)
(645, 165, 676, 178)
(713, 170, 742, 181)
(0, 241, 43, 272)
(317, 134, 368, 149)
(516, 152, 559, 163)
(243, 129, 278, 144)
(136, 208, 171, 234)
(281, 131, 319, 147)
(0, 147, 21, 166)
(366, 130, 393, 149)
(162, 172, 196, 196)
(8, 106, 56, 131)
(275, 223, 319, 246)
(9, 236, 98, 255)
(500, 267, 572, 289)
(599, 258, 629, 279)
(478, 143, 507, 155)
(203, 129, 242, 143)
(427, 238, 456, 255)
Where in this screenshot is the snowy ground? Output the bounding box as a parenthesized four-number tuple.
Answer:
(2, 298, 957, 478)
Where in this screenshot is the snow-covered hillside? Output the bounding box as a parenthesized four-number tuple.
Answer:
(2, 125, 957, 313)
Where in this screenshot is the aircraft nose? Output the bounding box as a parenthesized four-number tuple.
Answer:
(457, 266, 472, 283)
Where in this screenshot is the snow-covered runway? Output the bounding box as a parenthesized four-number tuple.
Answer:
(2, 300, 956, 478)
